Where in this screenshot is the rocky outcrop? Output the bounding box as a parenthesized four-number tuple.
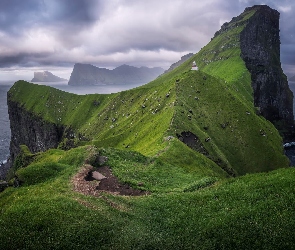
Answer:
(31, 71, 67, 82)
(240, 5, 294, 124)
(68, 63, 164, 85)
(7, 99, 64, 163)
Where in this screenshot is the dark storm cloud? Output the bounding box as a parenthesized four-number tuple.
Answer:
(0, 0, 43, 34)
(0, 0, 99, 36)
(0, 52, 73, 68)
(44, 0, 98, 24)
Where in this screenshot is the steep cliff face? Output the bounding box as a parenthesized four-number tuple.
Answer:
(8, 99, 64, 163)
(240, 5, 294, 124)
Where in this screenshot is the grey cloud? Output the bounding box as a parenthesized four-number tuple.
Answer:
(0, 0, 43, 34)
(0, 0, 294, 75)
(0, 52, 54, 68)
(41, 0, 102, 31)
(84, 1, 233, 55)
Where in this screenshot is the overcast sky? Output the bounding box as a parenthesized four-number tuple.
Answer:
(0, 0, 294, 80)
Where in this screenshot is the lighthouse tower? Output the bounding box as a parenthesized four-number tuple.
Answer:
(191, 61, 198, 71)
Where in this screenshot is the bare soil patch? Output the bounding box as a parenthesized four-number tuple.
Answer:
(72, 164, 149, 197)
(96, 166, 148, 196)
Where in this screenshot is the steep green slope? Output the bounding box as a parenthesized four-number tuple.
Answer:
(171, 71, 287, 175)
(140, 5, 289, 174)
(8, 80, 225, 179)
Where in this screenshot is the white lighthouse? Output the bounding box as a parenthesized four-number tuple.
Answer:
(191, 61, 198, 71)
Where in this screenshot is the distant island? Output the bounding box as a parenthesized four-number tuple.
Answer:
(68, 63, 164, 85)
(31, 71, 67, 82)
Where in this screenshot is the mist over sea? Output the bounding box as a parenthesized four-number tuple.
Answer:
(0, 80, 144, 165)
(1, 80, 295, 167)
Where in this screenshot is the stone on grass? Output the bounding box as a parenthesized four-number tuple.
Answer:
(92, 171, 106, 181)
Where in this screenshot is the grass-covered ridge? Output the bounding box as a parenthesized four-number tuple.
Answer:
(7, 7, 289, 176)
(8, 66, 288, 177)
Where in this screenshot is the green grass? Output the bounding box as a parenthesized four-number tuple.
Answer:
(170, 70, 288, 174)
(0, 146, 294, 249)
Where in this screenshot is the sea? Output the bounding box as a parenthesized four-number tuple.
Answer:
(1, 80, 295, 170)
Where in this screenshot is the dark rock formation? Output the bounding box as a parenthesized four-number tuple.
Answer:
(162, 53, 194, 75)
(240, 5, 294, 124)
(177, 131, 209, 156)
(31, 71, 67, 82)
(0, 161, 10, 180)
(177, 131, 236, 176)
(68, 63, 164, 85)
(0, 181, 8, 192)
(7, 99, 64, 163)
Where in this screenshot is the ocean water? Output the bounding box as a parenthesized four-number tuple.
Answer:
(0, 80, 143, 164)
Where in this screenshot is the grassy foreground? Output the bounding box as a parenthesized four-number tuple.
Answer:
(0, 146, 294, 249)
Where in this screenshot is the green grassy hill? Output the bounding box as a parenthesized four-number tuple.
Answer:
(7, 6, 288, 177)
(8, 61, 288, 177)
(0, 146, 294, 249)
(1, 5, 294, 249)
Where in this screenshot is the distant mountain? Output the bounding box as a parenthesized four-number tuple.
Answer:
(31, 71, 67, 82)
(289, 75, 295, 81)
(68, 63, 164, 85)
(163, 53, 194, 75)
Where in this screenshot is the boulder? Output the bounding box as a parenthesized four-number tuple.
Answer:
(92, 171, 106, 181)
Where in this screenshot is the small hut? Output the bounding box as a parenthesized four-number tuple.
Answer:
(191, 61, 198, 71)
